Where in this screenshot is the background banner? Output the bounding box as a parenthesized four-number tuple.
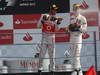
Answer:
(0, 0, 70, 14)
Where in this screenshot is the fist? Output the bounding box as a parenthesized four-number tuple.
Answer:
(69, 23, 80, 31)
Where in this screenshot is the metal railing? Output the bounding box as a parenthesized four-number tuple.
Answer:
(0, 31, 99, 75)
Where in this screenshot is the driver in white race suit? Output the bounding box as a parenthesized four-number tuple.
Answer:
(66, 4, 87, 75)
(38, 4, 63, 72)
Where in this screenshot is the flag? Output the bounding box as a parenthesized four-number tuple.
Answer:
(80, 0, 89, 9)
(86, 66, 96, 75)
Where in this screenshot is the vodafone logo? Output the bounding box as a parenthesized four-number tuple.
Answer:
(0, 22, 4, 27)
(23, 32, 33, 41)
(47, 26, 52, 31)
(45, 21, 55, 26)
(45, 21, 55, 31)
(42, 21, 55, 33)
(15, 19, 38, 25)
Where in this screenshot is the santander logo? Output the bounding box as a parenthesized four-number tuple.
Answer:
(15, 19, 38, 24)
(82, 33, 90, 39)
(15, 19, 21, 24)
(23, 32, 33, 41)
(80, 0, 89, 10)
(0, 22, 4, 27)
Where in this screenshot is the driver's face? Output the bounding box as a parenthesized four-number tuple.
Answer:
(73, 8, 80, 14)
(49, 9, 57, 15)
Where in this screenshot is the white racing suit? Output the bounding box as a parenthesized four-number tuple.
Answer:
(69, 14, 87, 75)
(39, 32, 55, 71)
(38, 15, 59, 71)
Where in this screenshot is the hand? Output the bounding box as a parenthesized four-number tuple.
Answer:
(68, 23, 81, 31)
(34, 53, 40, 58)
(56, 17, 63, 21)
(60, 27, 69, 32)
(56, 17, 63, 24)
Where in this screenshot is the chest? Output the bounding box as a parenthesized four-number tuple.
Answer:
(42, 21, 56, 32)
(71, 16, 83, 25)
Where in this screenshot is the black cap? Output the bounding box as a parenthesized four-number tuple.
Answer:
(50, 4, 58, 10)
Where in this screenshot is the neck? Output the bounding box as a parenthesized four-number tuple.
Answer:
(74, 13, 80, 17)
(49, 14, 56, 17)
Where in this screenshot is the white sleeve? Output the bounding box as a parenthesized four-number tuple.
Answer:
(80, 16, 87, 32)
(70, 15, 76, 24)
(37, 14, 44, 28)
(37, 14, 49, 28)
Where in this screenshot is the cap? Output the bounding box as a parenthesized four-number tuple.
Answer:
(50, 4, 58, 10)
(73, 4, 81, 9)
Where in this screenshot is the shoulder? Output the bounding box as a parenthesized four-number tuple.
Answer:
(42, 14, 49, 17)
(79, 14, 87, 21)
(41, 14, 49, 20)
(80, 14, 86, 20)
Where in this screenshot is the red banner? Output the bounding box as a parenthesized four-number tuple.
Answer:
(55, 28, 70, 42)
(98, 0, 100, 10)
(13, 14, 41, 29)
(0, 30, 13, 44)
(82, 12, 98, 26)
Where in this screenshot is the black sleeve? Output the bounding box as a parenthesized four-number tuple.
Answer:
(41, 15, 48, 24)
(42, 15, 48, 20)
(57, 20, 61, 24)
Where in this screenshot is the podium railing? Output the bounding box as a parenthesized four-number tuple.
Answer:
(0, 31, 99, 75)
